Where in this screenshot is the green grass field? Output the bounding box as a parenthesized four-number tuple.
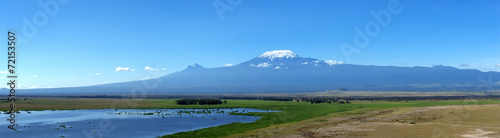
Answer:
(2, 98, 499, 137)
(161, 99, 500, 138)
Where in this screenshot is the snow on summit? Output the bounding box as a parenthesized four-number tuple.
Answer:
(258, 50, 298, 59)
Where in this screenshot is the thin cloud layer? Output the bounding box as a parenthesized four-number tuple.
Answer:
(325, 60, 344, 66)
(145, 66, 159, 71)
(115, 67, 134, 71)
(251, 63, 271, 67)
(145, 66, 167, 71)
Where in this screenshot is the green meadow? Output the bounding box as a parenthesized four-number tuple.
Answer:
(159, 99, 500, 137)
(2, 98, 500, 137)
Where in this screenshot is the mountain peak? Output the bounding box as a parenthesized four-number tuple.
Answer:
(186, 63, 204, 70)
(258, 50, 298, 59)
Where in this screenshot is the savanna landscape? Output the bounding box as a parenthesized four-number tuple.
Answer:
(2, 91, 500, 137)
(2, 0, 499, 137)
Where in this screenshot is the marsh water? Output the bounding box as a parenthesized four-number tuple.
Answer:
(0, 108, 273, 137)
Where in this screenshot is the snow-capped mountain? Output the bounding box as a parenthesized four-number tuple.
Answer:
(257, 50, 298, 59)
(238, 50, 343, 69)
(18, 50, 500, 95)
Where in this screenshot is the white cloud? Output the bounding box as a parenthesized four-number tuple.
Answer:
(141, 76, 157, 80)
(301, 62, 309, 65)
(251, 62, 272, 67)
(33, 75, 37, 77)
(274, 66, 280, 69)
(325, 60, 343, 66)
(144, 66, 159, 71)
(96, 73, 101, 75)
(115, 67, 134, 71)
(17, 83, 39, 89)
(0, 70, 8, 74)
(459, 64, 469, 67)
(496, 64, 500, 67)
(145, 66, 167, 71)
(224, 63, 233, 67)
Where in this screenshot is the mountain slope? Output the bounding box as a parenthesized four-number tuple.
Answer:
(18, 50, 500, 95)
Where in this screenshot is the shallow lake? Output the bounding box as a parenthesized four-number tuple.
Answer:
(0, 108, 274, 138)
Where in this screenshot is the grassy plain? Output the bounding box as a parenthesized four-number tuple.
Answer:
(1, 97, 499, 138)
(279, 104, 500, 138)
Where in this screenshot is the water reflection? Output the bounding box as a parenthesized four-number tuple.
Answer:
(0, 108, 274, 138)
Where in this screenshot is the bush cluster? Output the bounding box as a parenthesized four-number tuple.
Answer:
(175, 98, 224, 105)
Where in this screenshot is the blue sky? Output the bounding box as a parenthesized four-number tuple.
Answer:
(1, 0, 499, 88)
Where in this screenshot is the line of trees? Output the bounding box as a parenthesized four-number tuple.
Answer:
(262, 97, 293, 101)
(220, 96, 294, 101)
(298, 98, 350, 104)
(175, 98, 224, 105)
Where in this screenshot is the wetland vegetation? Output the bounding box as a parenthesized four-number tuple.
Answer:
(2, 93, 500, 137)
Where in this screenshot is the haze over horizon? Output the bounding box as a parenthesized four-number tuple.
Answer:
(1, 0, 499, 88)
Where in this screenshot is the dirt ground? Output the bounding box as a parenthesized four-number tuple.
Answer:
(227, 104, 500, 138)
